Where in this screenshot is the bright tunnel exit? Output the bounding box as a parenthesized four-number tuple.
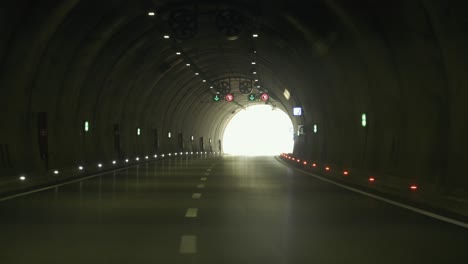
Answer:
(223, 105, 294, 156)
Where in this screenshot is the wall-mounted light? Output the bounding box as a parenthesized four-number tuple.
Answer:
(125, 159, 129, 163)
(19, 176, 26, 181)
(98, 163, 102, 168)
(145, 156, 149, 159)
(283, 89, 290, 100)
(78, 166, 84, 170)
(252, 33, 259, 38)
(176, 52, 181, 55)
(362, 113, 367, 128)
(54, 170, 59, 175)
(313, 124, 318, 134)
(148, 11, 156, 16)
(163, 35, 170, 39)
(154, 155, 158, 158)
(112, 160, 116, 164)
(84, 121, 89, 132)
(137, 128, 141, 136)
(168, 132, 172, 138)
(136, 157, 139, 161)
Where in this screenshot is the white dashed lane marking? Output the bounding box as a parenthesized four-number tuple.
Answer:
(197, 184, 205, 189)
(192, 193, 202, 199)
(204, 172, 210, 176)
(201, 177, 207, 181)
(185, 208, 198, 218)
(179, 235, 197, 254)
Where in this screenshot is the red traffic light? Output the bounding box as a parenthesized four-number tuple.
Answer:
(225, 93, 234, 102)
(260, 93, 269, 101)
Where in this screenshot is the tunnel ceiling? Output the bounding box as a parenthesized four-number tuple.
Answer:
(2, 0, 468, 191)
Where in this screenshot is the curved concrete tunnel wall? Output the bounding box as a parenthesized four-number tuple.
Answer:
(1, 0, 468, 196)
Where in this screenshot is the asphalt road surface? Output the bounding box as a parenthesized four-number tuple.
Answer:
(0, 156, 466, 264)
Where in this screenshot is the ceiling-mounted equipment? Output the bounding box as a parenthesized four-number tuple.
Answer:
(215, 80, 232, 95)
(239, 80, 253, 94)
(168, 8, 198, 40)
(216, 9, 245, 40)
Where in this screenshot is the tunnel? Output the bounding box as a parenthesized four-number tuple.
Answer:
(0, 0, 467, 263)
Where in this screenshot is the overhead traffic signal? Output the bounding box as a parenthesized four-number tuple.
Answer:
(225, 93, 234, 102)
(260, 93, 269, 102)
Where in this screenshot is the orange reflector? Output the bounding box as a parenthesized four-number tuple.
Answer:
(292, 158, 295, 161)
(297, 159, 301, 163)
(325, 166, 330, 171)
(303, 161, 307, 165)
(312, 163, 317, 167)
(410, 185, 418, 190)
(343, 171, 349, 175)
(369, 177, 375, 182)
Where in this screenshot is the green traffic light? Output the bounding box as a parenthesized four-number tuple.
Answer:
(248, 94, 256, 101)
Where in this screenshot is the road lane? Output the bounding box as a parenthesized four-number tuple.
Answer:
(0, 156, 466, 264)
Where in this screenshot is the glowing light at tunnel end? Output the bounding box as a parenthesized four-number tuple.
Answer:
(223, 105, 294, 156)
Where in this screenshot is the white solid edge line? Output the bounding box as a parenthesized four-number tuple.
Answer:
(276, 157, 468, 229)
(0, 164, 148, 202)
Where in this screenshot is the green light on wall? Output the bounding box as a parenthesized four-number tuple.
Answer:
(362, 113, 367, 128)
(84, 121, 89, 132)
(137, 128, 141, 136)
